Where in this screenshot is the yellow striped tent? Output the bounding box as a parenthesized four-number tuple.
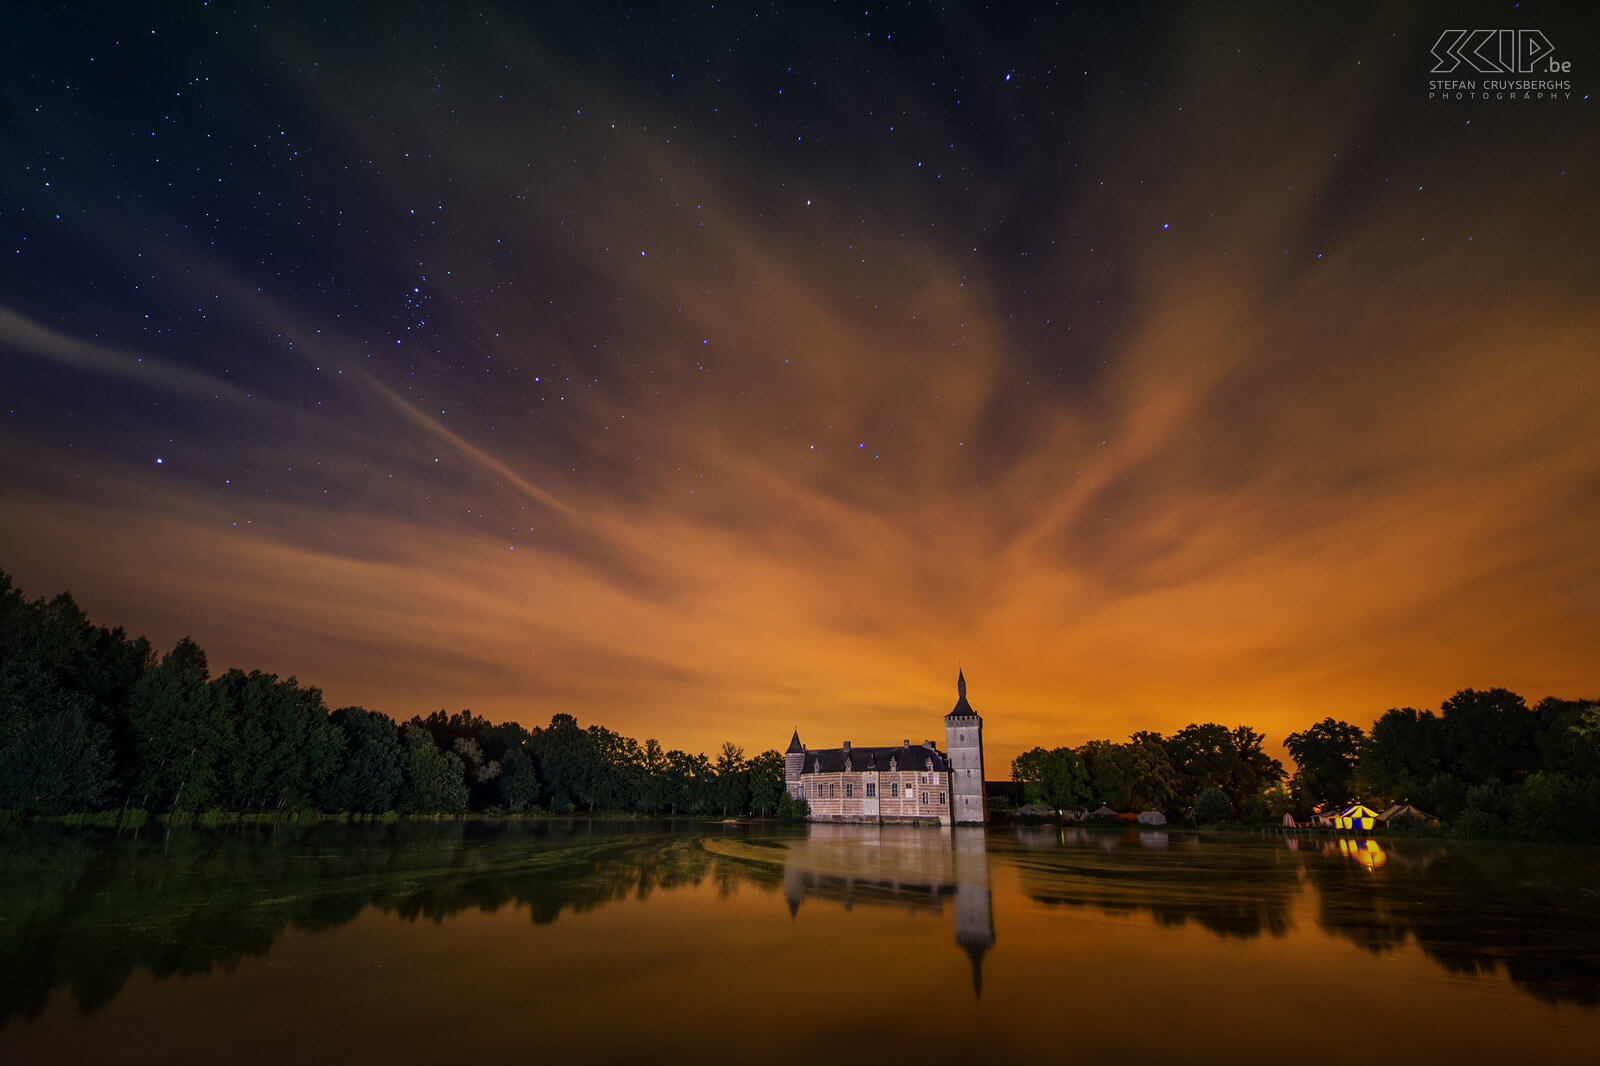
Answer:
(1332, 803, 1381, 830)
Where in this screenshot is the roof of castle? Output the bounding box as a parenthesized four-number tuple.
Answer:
(946, 668, 981, 720)
(800, 743, 952, 774)
(786, 728, 804, 754)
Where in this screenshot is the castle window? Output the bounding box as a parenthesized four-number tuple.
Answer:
(830, 784, 837, 798)
(939, 792, 946, 804)
(959, 733, 964, 741)
(866, 782, 876, 798)
(905, 784, 914, 799)
(845, 783, 854, 798)
(921, 792, 928, 805)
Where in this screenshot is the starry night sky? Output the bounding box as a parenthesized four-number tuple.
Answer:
(3, 2, 1598, 767)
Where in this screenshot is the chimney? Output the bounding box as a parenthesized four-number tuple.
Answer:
(924, 739, 936, 748)
(903, 740, 911, 748)
(842, 740, 851, 752)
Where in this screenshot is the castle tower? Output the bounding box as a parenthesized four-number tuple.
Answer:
(784, 728, 805, 799)
(944, 670, 987, 825)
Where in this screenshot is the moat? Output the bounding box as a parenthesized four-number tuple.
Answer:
(1, 821, 1597, 1064)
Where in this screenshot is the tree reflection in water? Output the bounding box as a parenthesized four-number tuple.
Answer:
(0, 820, 756, 1025)
(1009, 828, 1600, 1007)
(1011, 826, 1298, 939)
(1, 821, 1597, 1030)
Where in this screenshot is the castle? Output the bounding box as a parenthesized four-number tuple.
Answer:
(784, 671, 987, 826)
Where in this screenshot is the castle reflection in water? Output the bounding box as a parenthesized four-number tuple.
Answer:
(778, 824, 995, 997)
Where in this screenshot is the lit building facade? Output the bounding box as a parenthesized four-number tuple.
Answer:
(784, 671, 988, 827)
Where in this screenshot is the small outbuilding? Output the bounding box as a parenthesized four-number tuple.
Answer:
(1137, 810, 1167, 826)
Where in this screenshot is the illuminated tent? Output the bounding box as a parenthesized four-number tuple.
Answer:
(1282, 813, 1297, 828)
(1332, 803, 1381, 830)
(1137, 810, 1167, 825)
(1088, 804, 1119, 819)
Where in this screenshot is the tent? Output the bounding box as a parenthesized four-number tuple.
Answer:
(1378, 803, 1438, 826)
(1332, 803, 1381, 831)
(1088, 804, 1119, 819)
(1282, 813, 1297, 828)
(1137, 810, 1167, 826)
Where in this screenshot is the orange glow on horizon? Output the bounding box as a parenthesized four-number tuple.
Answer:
(2, 13, 1596, 771)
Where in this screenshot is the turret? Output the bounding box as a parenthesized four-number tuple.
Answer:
(784, 728, 806, 799)
(944, 670, 987, 825)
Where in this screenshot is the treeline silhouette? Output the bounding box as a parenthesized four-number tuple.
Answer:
(1009, 688, 1600, 841)
(0, 570, 805, 820)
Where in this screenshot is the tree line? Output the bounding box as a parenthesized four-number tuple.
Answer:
(0, 571, 806, 820)
(1011, 689, 1600, 842)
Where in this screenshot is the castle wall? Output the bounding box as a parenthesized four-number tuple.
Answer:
(799, 770, 952, 826)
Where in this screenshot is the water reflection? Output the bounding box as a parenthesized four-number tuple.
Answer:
(770, 825, 994, 996)
(0, 820, 747, 1025)
(1011, 826, 1299, 939)
(1336, 837, 1388, 868)
(1007, 828, 1600, 1008)
(0, 819, 1597, 1041)
(1299, 836, 1600, 1006)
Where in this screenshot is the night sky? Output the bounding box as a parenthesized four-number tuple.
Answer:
(3, 2, 1597, 770)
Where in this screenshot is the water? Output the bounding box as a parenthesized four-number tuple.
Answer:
(0, 821, 1596, 1064)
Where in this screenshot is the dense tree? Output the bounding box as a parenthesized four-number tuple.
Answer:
(213, 670, 343, 810)
(1285, 718, 1365, 808)
(747, 749, 786, 816)
(714, 742, 749, 816)
(531, 713, 592, 812)
(1537, 698, 1600, 778)
(1125, 731, 1180, 810)
(125, 638, 231, 811)
(453, 736, 503, 810)
(1165, 723, 1285, 809)
(1438, 688, 1541, 783)
(664, 748, 713, 815)
(0, 687, 116, 814)
(1193, 786, 1233, 824)
(1011, 746, 1090, 810)
(639, 738, 671, 813)
(1078, 739, 1138, 810)
(496, 748, 540, 812)
(321, 707, 404, 813)
(1357, 706, 1443, 802)
(398, 725, 468, 813)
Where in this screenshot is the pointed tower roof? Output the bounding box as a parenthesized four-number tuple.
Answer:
(785, 728, 804, 754)
(947, 670, 978, 719)
(962, 939, 989, 1000)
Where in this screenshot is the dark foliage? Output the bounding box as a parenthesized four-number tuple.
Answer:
(0, 570, 790, 820)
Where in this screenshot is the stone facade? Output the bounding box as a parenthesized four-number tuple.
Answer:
(784, 672, 988, 827)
